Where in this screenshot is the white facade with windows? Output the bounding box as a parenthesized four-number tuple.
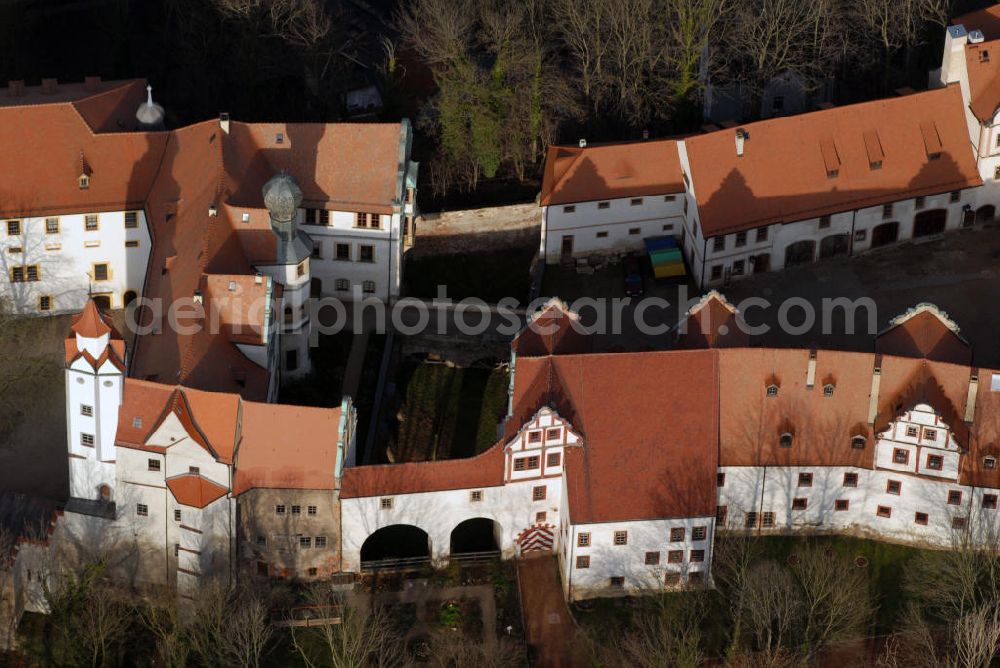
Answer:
(0, 210, 150, 314)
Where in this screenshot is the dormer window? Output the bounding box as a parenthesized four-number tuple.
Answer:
(823, 384, 835, 397)
(826, 169, 838, 179)
(985, 456, 997, 470)
(276, 132, 284, 144)
(869, 160, 882, 170)
(851, 436, 866, 450)
(78, 174, 90, 189)
(779, 432, 793, 448)
(766, 384, 779, 397)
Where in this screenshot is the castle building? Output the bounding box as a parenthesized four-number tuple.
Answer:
(46, 300, 354, 600)
(0, 77, 419, 396)
(540, 22, 1000, 288)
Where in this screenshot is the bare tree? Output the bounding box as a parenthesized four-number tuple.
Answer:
(791, 545, 873, 661)
(712, 530, 764, 657)
(76, 583, 132, 668)
(289, 586, 405, 668)
(614, 593, 706, 668)
(225, 585, 274, 668)
(428, 629, 524, 667)
(135, 595, 190, 668)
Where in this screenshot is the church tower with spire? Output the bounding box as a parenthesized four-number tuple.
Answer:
(64, 300, 125, 506)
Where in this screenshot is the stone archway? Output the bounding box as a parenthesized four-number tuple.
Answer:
(913, 209, 947, 238)
(450, 518, 501, 555)
(818, 234, 849, 259)
(783, 240, 815, 267)
(123, 290, 138, 308)
(977, 205, 996, 224)
(871, 222, 899, 248)
(360, 525, 430, 567)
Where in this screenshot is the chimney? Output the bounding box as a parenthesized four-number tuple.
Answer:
(806, 349, 817, 389)
(939, 24, 969, 86)
(735, 128, 748, 157)
(970, 29, 986, 44)
(7, 80, 24, 97)
(254, 273, 263, 285)
(193, 290, 203, 305)
(220, 112, 230, 134)
(965, 371, 980, 423)
(867, 358, 882, 424)
(84, 76, 101, 92)
(41, 78, 57, 94)
(208, 204, 218, 217)
(578, 138, 587, 148)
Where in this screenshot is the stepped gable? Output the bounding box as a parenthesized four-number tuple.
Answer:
(512, 298, 593, 357)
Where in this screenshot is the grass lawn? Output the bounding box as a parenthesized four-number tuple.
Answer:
(404, 244, 536, 304)
(390, 362, 509, 461)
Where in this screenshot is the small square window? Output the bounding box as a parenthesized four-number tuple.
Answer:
(716, 505, 728, 524)
(710, 265, 723, 281)
(665, 195, 676, 202)
(45, 218, 59, 234)
(986, 457, 997, 470)
(744, 511, 758, 528)
(756, 226, 768, 242)
(670, 527, 685, 542)
(578, 532, 591, 547)
(576, 555, 590, 569)
(535, 511, 547, 523)
(336, 244, 351, 261)
(667, 550, 684, 564)
(335, 278, 349, 291)
(136, 503, 148, 517)
(984, 494, 998, 509)
(85, 215, 99, 231)
(877, 505, 892, 518)
(664, 572, 681, 585)
(628, 227, 641, 235)
(299, 536, 311, 548)
(38, 295, 52, 311)
(81, 433, 95, 447)
(148, 459, 160, 472)
(851, 436, 866, 450)
(308, 567, 318, 577)
(359, 246, 374, 263)
(855, 229, 866, 242)
(613, 530, 628, 546)
(690, 550, 705, 563)
(717, 472, 726, 487)
(174, 509, 181, 522)
(926, 454, 944, 471)
(767, 385, 779, 397)
(735, 231, 747, 247)
(713, 236, 725, 252)
(125, 211, 138, 228)
(546, 452, 561, 467)
(563, 205, 576, 213)
(644, 551, 660, 565)
(6, 220, 20, 236)
(470, 490, 483, 503)
(662, 224, 673, 231)
(609, 576, 625, 588)
(692, 526, 707, 541)
(307, 505, 317, 516)
(762, 512, 776, 528)
(835, 499, 849, 511)
(630, 198, 643, 206)
(798, 472, 813, 487)
(887, 480, 902, 495)
(81, 404, 93, 417)
(362, 281, 376, 294)
(546, 428, 561, 440)
(315, 536, 327, 548)
(948, 490, 962, 505)
(882, 204, 893, 219)
(951, 190, 961, 203)
(596, 231, 608, 238)
(125, 240, 139, 248)
(528, 431, 542, 444)
(275, 504, 286, 515)
(792, 498, 808, 510)
(923, 428, 937, 442)
(380, 498, 393, 510)
(732, 260, 745, 276)
(893, 448, 909, 465)
(819, 215, 831, 229)
(906, 426, 918, 438)
(189, 466, 200, 474)
(914, 512, 929, 526)
(915, 196, 925, 210)
(532, 486, 546, 501)
(843, 472, 858, 487)
(597, 201, 610, 210)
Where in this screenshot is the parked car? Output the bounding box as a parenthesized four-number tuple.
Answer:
(624, 254, 644, 297)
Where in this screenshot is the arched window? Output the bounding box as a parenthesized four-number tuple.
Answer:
(779, 432, 793, 448)
(851, 436, 866, 450)
(98, 484, 112, 502)
(284, 306, 293, 324)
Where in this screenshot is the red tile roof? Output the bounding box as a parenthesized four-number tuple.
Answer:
(166, 474, 228, 508)
(685, 86, 982, 236)
(954, 5, 1000, 41)
(674, 291, 749, 349)
(233, 402, 343, 494)
(876, 304, 971, 365)
(512, 299, 593, 357)
(70, 299, 115, 338)
(339, 444, 505, 498)
(115, 379, 241, 463)
(516, 352, 720, 523)
(540, 139, 685, 206)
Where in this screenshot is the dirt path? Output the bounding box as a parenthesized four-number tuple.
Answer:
(517, 554, 576, 667)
